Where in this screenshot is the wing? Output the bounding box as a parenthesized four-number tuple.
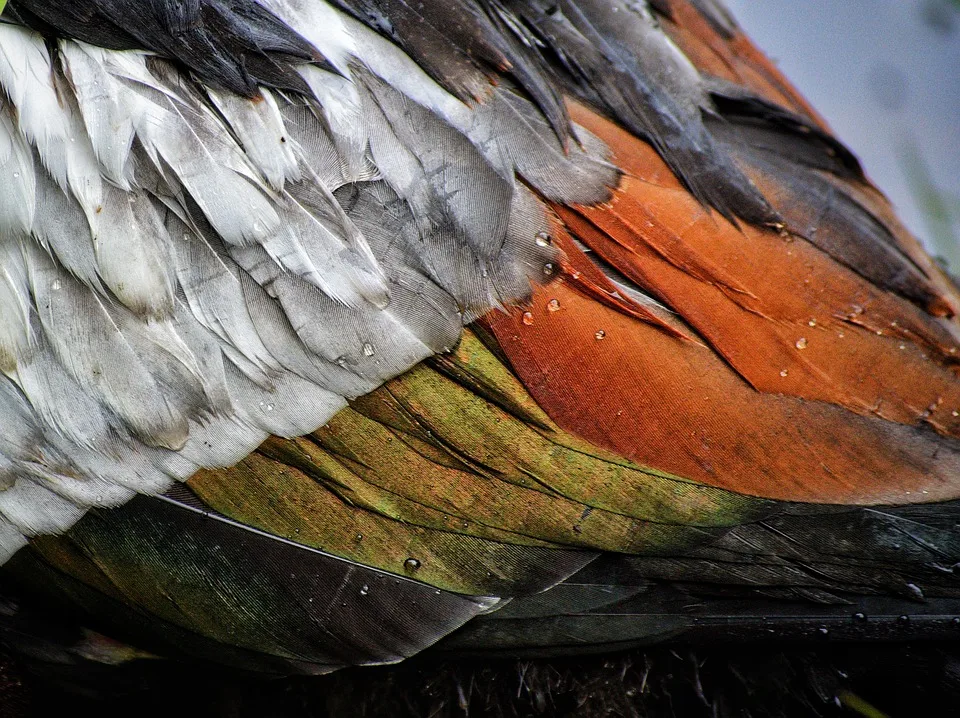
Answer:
(1, 0, 960, 677)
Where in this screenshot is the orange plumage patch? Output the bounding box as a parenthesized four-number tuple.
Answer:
(486, 99, 960, 506)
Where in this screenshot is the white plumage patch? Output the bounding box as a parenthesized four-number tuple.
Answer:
(0, 5, 616, 560)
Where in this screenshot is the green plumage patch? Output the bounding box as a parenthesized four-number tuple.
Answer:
(2, 328, 780, 668)
(184, 329, 776, 595)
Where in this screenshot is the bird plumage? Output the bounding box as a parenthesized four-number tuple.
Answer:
(0, 0, 959, 696)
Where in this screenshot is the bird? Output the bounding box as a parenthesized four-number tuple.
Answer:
(0, 0, 959, 714)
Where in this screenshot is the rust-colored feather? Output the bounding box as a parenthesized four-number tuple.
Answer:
(487, 96, 960, 505)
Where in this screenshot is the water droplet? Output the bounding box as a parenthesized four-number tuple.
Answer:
(594, 329, 606, 340)
(542, 262, 555, 276)
(547, 298, 560, 312)
(853, 612, 867, 622)
(535, 231, 552, 247)
(520, 311, 535, 326)
(779, 369, 789, 377)
(625, 688, 637, 698)
(355, 533, 363, 542)
(359, 585, 369, 596)
(12, 172, 19, 179)
(837, 332, 845, 339)
(404, 557, 421, 572)
(952, 411, 959, 417)
(362, 343, 375, 357)
(795, 337, 808, 350)
(818, 627, 829, 635)
(898, 615, 911, 625)
(51, 279, 62, 291)
(899, 344, 906, 350)
(906, 583, 925, 600)
(807, 318, 817, 327)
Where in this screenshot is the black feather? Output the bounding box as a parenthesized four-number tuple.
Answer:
(7, 0, 325, 95)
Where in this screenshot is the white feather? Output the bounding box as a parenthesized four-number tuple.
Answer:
(259, 0, 357, 74)
(94, 185, 177, 317)
(0, 25, 104, 228)
(0, 109, 36, 237)
(0, 236, 33, 371)
(59, 42, 138, 188)
(0, 516, 28, 564)
(207, 87, 301, 191)
(0, 478, 86, 536)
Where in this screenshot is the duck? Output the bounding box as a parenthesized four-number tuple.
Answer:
(0, 0, 959, 714)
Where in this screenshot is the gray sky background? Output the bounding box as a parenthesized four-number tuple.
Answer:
(725, 0, 960, 262)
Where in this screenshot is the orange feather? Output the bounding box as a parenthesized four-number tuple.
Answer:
(487, 93, 960, 505)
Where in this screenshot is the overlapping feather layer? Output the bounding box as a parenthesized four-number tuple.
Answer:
(0, 5, 616, 562)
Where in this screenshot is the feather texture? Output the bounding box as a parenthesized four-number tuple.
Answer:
(0, 0, 959, 681)
(0, 0, 585, 555)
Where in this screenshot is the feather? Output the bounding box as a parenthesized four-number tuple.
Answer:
(0, 26, 103, 233)
(358, 70, 514, 261)
(205, 87, 301, 191)
(0, 109, 36, 239)
(58, 42, 138, 188)
(0, 236, 33, 372)
(1, 0, 960, 686)
(8, 488, 501, 672)
(23, 245, 190, 451)
(9, 0, 321, 96)
(93, 185, 177, 318)
(0, 478, 87, 537)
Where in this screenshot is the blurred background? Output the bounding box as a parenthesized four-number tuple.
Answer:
(726, 0, 960, 270)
